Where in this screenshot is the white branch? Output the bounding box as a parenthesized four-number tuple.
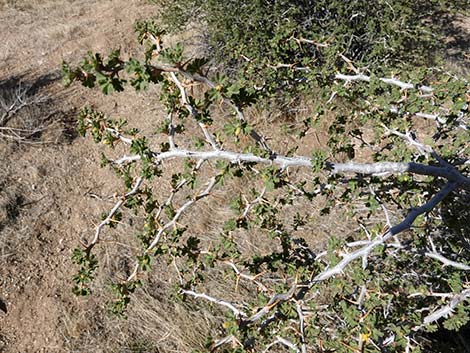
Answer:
(292, 36, 330, 48)
(105, 127, 133, 144)
(312, 181, 458, 283)
(334, 73, 470, 131)
(296, 301, 307, 353)
(245, 282, 297, 324)
(409, 292, 455, 299)
(423, 288, 470, 324)
(139, 40, 273, 153)
(263, 336, 300, 353)
(384, 126, 432, 157)
(169, 72, 221, 150)
(167, 112, 176, 149)
(148, 175, 218, 249)
(111, 146, 470, 189)
(415, 112, 469, 130)
(210, 335, 240, 351)
(181, 289, 247, 318)
(224, 261, 268, 292)
(0, 83, 48, 126)
(114, 148, 312, 169)
(243, 181, 459, 325)
(87, 177, 143, 249)
(144, 56, 275, 153)
(415, 112, 445, 124)
(268, 63, 311, 71)
(189, 71, 274, 153)
(332, 162, 469, 187)
(425, 252, 470, 271)
(242, 187, 266, 218)
(335, 73, 433, 93)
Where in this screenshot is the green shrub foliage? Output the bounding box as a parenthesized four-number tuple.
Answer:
(155, 0, 467, 102)
(64, 3, 470, 352)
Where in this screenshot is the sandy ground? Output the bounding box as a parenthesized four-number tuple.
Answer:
(0, 1, 160, 351)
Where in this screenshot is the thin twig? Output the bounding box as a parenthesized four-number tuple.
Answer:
(181, 289, 247, 318)
(169, 72, 221, 150)
(86, 177, 143, 252)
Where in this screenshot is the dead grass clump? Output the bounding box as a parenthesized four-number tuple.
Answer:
(125, 287, 223, 352)
(0, 72, 72, 144)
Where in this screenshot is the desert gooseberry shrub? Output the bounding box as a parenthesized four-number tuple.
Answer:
(63, 17, 470, 353)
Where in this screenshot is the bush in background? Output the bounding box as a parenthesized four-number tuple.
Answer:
(155, 0, 468, 103)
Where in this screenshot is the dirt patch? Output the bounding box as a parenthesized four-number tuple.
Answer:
(0, 1, 160, 351)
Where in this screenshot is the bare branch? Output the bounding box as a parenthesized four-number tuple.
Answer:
(181, 289, 247, 318)
(268, 63, 311, 71)
(210, 335, 240, 351)
(109, 144, 470, 191)
(224, 261, 268, 293)
(334, 73, 433, 93)
(334, 72, 470, 132)
(425, 252, 470, 271)
(167, 112, 176, 149)
(86, 177, 143, 252)
(105, 126, 133, 144)
(423, 288, 470, 324)
(113, 148, 311, 169)
(143, 36, 275, 154)
(296, 301, 307, 353)
(313, 182, 458, 282)
(169, 72, 221, 150)
(292, 36, 330, 48)
(263, 336, 300, 353)
(384, 126, 432, 157)
(241, 187, 266, 218)
(0, 83, 48, 126)
(331, 162, 469, 187)
(188, 71, 274, 154)
(155, 159, 204, 221)
(245, 282, 297, 324)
